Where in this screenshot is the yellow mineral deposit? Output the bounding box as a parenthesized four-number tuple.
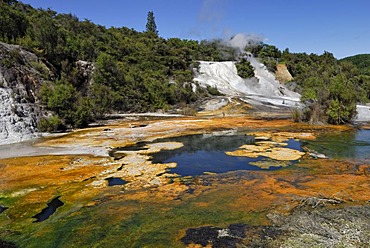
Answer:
(142, 142, 184, 154)
(267, 147, 305, 160)
(91, 142, 184, 190)
(249, 160, 291, 169)
(226, 141, 305, 161)
(249, 131, 317, 142)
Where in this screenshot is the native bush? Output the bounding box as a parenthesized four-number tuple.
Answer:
(37, 115, 63, 132)
(236, 58, 254, 78)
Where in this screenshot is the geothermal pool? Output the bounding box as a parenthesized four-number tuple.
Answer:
(305, 129, 370, 160)
(152, 133, 304, 176)
(1, 128, 370, 247)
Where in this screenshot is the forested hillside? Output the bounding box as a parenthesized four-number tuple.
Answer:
(340, 54, 370, 75)
(247, 44, 370, 124)
(0, 0, 237, 130)
(1, 0, 369, 128)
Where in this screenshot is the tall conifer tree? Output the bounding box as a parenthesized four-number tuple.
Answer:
(146, 11, 158, 34)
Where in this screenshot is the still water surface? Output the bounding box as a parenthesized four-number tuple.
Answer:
(151, 133, 303, 176)
(305, 129, 370, 160)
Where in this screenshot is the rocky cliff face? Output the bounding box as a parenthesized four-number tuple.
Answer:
(0, 42, 50, 145)
(275, 63, 293, 83)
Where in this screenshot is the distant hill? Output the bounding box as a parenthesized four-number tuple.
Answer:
(340, 54, 370, 75)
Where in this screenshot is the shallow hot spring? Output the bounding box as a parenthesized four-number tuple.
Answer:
(148, 133, 304, 176)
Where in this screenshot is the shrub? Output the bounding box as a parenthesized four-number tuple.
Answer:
(290, 108, 303, 122)
(29, 60, 49, 78)
(327, 99, 356, 124)
(9, 48, 24, 65)
(303, 101, 327, 124)
(73, 97, 94, 128)
(37, 115, 63, 132)
(181, 104, 197, 116)
(206, 85, 224, 96)
(90, 83, 115, 119)
(235, 58, 254, 79)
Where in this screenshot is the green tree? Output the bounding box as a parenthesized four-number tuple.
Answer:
(93, 52, 125, 91)
(146, 11, 158, 35)
(236, 58, 255, 78)
(0, 1, 29, 42)
(73, 97, 94, 128)
(37, 115, 63, 132)
(90, 83, 116, 119)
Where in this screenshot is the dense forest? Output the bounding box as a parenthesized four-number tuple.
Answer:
(0, 0, 238, 130)
(340, 54, 370, 75)
(1, 0, 369, 129)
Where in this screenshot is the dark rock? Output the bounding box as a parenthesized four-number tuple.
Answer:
(228, 223, 247, 238)
(0, 205, 8, 214)
(0, 239, 17, 248)
(181, 223, 281, 248)
(181, 226, 234, 247)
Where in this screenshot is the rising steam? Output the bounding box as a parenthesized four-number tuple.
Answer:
(227, 33, 264, 53)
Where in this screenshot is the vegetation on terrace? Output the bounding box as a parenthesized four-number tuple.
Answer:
(1, 0, 369, 127)
(247, 44, 370, 124)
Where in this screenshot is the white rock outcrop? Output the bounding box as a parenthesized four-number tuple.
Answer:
(194, 54, 302, 108)
(355, 104, 370, 122)
(0, 42, 45, 145)
(0, 81, 39, 145)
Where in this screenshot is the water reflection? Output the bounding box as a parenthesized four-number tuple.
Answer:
(33, 197, 64, 222)
(305, 129, 370, 160)
(106, 177, 127, 186)
(151, 133, 302, 176)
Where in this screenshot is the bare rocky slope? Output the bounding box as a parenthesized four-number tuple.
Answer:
(275, 63, 293, 83)
(0, 42, 49, 145)
(194, 54, 302, 109)
(194, 56, 370, 122)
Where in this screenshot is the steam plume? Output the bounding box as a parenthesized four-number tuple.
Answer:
(227, 33, 264, 53)
(198, 0, 227, 22)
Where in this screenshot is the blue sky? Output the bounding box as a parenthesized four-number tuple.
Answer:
(21, 0, 370, 58)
